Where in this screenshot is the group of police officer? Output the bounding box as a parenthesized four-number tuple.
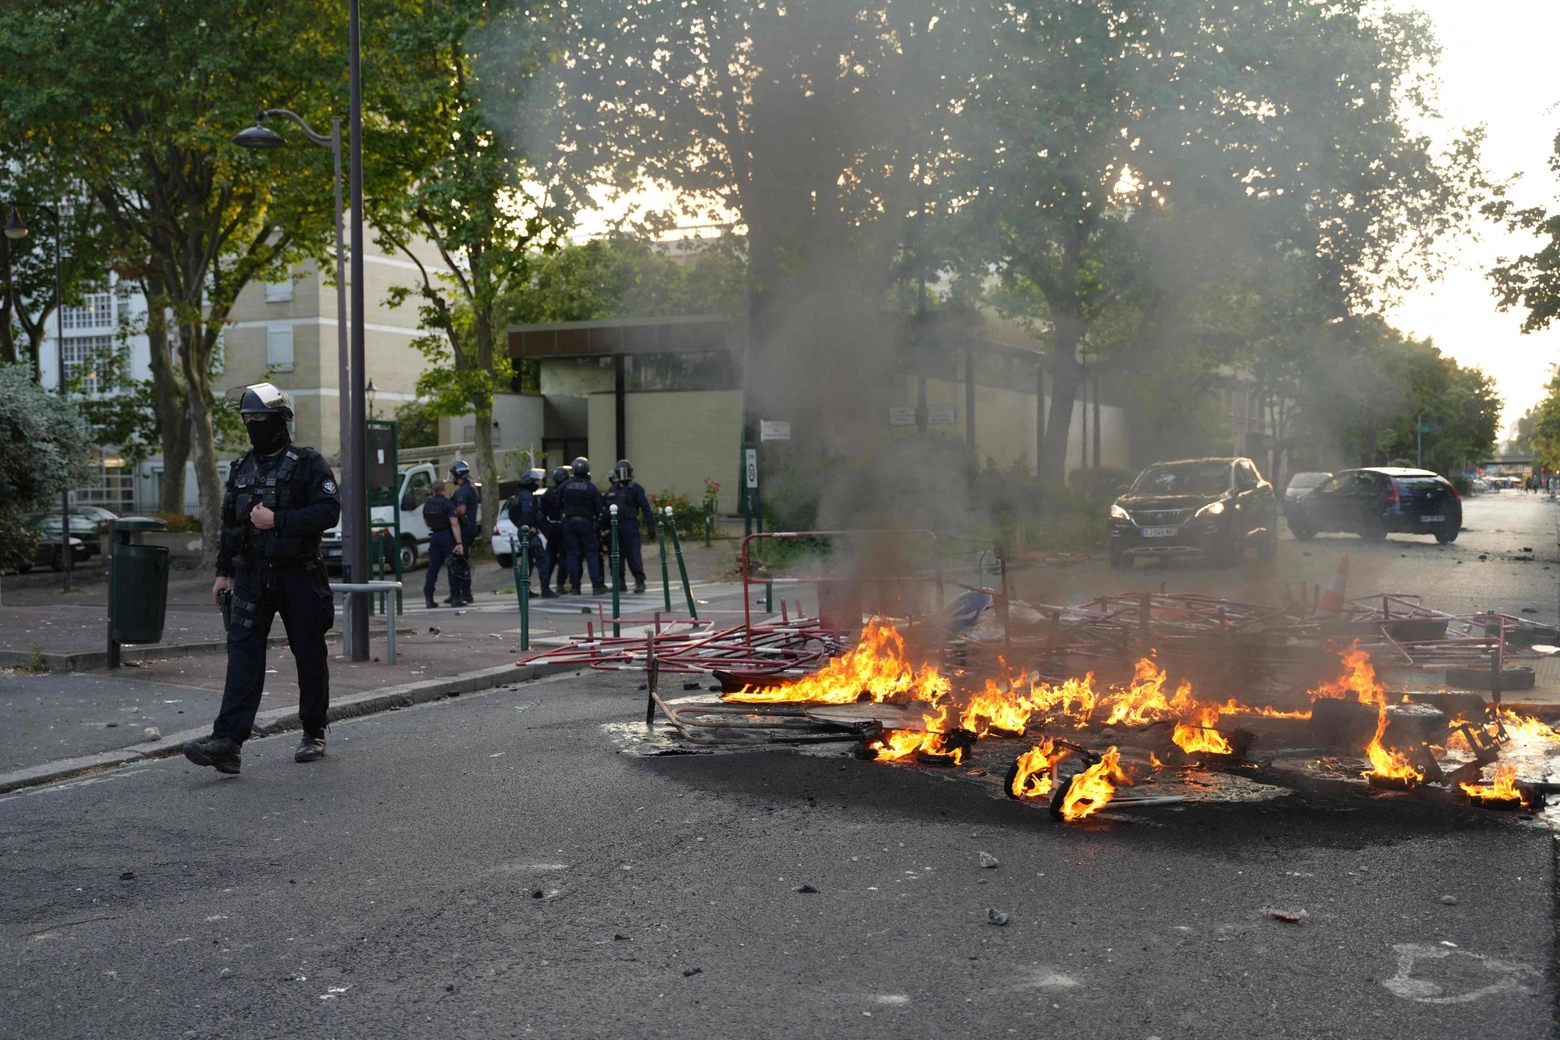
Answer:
(506, 456, 655, 597)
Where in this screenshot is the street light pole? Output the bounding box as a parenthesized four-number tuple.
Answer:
(233, 107, 349, 546)
(346, 0, 369, 660)
(4, 202, 72, 591)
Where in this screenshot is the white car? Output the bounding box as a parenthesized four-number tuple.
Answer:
(320, 463, 439, 571)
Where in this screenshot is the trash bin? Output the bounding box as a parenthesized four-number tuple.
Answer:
(109, 517, 170, 647)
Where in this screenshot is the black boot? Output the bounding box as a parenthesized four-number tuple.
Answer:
(295, 733, 327, 763)
(539, 586, 557, 599)
(633, 578, 646, 594)
(591, 583, 608, 596)
(426, 593, 438, 609)
(443, 594, 458, 605)
(570, 582, 582, 595)
(183, 736, 241, 775)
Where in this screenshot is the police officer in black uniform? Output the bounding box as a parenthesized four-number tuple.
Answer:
(559, 456, 606, 595)
(183, 383, 341, 775)
(448, 461, 480, 606)
(536, 466, 568, 596)
(602, 459, 656, 594)
(505, 468, 549, 596)
(421, 480, 465, 609)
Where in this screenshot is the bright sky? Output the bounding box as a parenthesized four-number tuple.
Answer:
(1381, 0, 1560, 438)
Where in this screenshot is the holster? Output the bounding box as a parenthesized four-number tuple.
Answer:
(218, 588, 233, 632)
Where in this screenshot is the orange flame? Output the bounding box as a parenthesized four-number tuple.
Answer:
(727, 621, 952, 705)
(1059, 746, 1129, 820)
(1009, 739, 1059, 798)
(1460, 763, 1524, 803)
(1171, 706, 1234, 756)
(869, 699, 966, 764)
(1312, 643, 1383, 706)
(960, 669, 1037, 736)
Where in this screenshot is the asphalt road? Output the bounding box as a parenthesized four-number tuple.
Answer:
(2, 667, 1554, 1040)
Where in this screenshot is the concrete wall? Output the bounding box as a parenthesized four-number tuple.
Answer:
(437, 393, 546, 474)
(905, 376, 1128, 476)
(588, 390, 743, 513)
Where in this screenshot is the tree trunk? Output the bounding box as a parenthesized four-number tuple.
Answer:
(180, 323, 222, 565)
(1039, 315, 1085, 489)
(472, 301, 497, 490)
(0, 240, 15, 367)
(143, 281, 191, 514)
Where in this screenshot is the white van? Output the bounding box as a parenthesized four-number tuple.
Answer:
(320, 463, 440, 571)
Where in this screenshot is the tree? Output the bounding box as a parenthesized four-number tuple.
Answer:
(504, 234, 745, 324)
(377, 0, 574, 488)
(1490, 131, 1560, 333)
(0, 0, 356, 549)
(0, 363, 93, 571)
(963, 0, 1483, 486)
(518, 0, 973, 448)
(0, 163, 108, 380)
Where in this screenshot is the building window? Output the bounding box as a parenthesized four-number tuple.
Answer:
(61, 292, 114, 330)
(264, 275, 293, 302)
(62, 334, 114, 393)
(266, 325, 295, 372)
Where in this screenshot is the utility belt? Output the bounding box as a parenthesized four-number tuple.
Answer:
(233, 554, 313, 571)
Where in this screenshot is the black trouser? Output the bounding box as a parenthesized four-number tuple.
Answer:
(425, 530, 456, 597)
(214, 565, 333, 744)
(611, 519, 646, 584)
(453, 522, 477, 598)
(563, 516, 603, 587)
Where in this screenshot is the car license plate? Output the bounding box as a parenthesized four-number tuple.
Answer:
(1419, 515, 1444, 523)
(1141, 526, 1179, 538)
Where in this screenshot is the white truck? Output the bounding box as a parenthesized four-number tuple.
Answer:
(320, 463, 445, 571)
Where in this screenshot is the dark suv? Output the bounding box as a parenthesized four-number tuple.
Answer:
(1286, 467, 1461, 544)
(1107, 457, 1278, 569)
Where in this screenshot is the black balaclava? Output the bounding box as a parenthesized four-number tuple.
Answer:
(246, 414, 289, 454)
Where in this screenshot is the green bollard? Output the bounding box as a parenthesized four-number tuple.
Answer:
(609, 505, 621, 637)
(657, 511, 673, 612)
(666, 506, 698, 620)
(704, 502, 713, 547)
(515, 533, 531, 652)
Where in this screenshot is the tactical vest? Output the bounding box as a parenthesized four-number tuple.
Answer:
(560, 478, 596, 518)
(223, 447, 313, 565)
(603, 485, 634, 522)
(422, 497, 453, 532)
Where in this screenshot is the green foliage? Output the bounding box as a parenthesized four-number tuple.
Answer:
(0, 507, 41, 575)
(649, 490, 705, 539)
(0, 364, 93, 571)
(1489, 134, 1560, 334)
(505, 235, 746, 323)
(394, 399, 442, 450)
(1523, 370, 1560, 473)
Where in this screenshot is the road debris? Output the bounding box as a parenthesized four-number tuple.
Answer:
(978, 851, 999, 869)
(986, 908, 1009, 926)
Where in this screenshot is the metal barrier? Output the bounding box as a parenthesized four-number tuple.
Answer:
(330, 581, 404, 664)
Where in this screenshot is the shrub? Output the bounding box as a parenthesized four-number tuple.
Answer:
(649, 490, 706, 539)
(154, 512, 202, 533)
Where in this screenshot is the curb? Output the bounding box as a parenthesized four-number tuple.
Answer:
(0, 660, 576, 794)
(0, 626, 419, 674)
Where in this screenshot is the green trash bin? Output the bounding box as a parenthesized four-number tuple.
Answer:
(109, 518, 170, 646)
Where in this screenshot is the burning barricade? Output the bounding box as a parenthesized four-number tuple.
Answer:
(703, 622, 1560, 821)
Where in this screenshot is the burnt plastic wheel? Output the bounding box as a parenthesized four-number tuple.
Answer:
(1289, 519, 1315, 541)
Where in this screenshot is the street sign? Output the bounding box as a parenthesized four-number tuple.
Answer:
(928, 403, 957, 426)
(760, 420, 791, 441)
(745, 448, 758, 488)
(888, 406, 917, 427)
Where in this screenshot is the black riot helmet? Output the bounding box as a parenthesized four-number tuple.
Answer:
(518, 468, 543, 490)
(450, 460, 471, 481)
(238, 382, 294, 421)
(613, 459, 633, 483)
(570, 456, 590, 478)
(551, 466, 570, 487)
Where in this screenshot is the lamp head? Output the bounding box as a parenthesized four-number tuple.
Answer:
(232, 113, 286, 150)
(3, 206, 27, 241)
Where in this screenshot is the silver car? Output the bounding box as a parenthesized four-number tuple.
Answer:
(1282, 471, 1332, 514)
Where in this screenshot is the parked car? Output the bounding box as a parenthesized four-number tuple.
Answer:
(24, 512, 102, 564)
(1285, 467, 1461, 544)
(1107, 457, 1279, 569)
(15, 532, 91, 573)
(1282, 471, 1331, 514)
(62, 505, 120, 528)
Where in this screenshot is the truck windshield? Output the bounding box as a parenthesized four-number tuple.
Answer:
(1131, 462, 1231, 496)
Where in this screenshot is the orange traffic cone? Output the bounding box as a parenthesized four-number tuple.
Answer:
(1314, 553, 1350, 619)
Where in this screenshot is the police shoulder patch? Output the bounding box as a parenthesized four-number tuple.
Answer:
(322, 479, 337, 494)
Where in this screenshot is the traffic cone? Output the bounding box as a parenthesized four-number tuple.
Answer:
(1313, 553, 1350, 620)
